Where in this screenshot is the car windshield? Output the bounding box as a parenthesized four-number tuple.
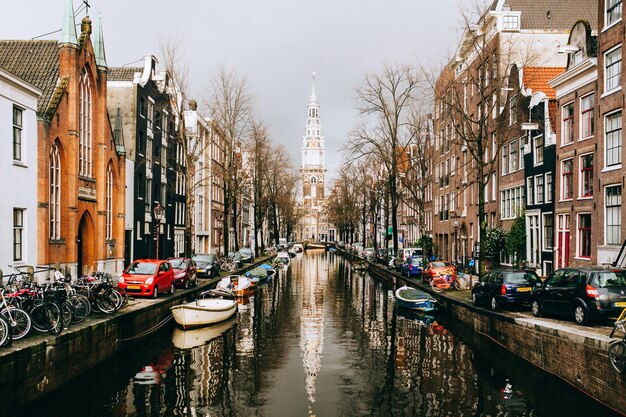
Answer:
(240, 249, 252, 255)
(505, 272, 539, 285)
(432, 262, 451, 268)
(126, 262, 157, 275)
(592, 271, 626, 288)
(169, 259, 187, 269)
(193, 255, 214, 262)
(411, 258, 422, 265)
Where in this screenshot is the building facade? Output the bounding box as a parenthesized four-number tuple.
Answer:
(0, 69, 40, 273)
(108, 55, 179, 265)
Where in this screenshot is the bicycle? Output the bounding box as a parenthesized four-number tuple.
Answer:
(0, 315, 12, 347)
(0, 289, 31, 340)
(430, 274, 455, 293)
(608, 308, 626, 374)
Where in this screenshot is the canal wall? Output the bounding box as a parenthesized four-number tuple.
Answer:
(0, 258, 271, 417)
(345, 252, 626, 415)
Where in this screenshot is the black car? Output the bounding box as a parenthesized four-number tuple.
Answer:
(192, 254, 221, 278)
(238, 248, 255, 263)
(531, 267, 626, 325)
(472, 269, 540, 311)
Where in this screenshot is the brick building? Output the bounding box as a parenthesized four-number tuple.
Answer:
(0, 5, 126, 277)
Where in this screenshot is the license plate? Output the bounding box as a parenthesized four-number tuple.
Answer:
(517, 287, 532, 292)
(198, 269, 204, 273)
(127, 285, 140, 290)
(615, 301, 626, 307)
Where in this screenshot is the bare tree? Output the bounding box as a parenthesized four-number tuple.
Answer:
(207, 68, 253, 255)
(345, 64, 421, 256)
(246, 120, 272, 256)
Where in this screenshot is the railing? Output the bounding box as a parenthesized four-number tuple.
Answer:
(612, 239, 626, 267)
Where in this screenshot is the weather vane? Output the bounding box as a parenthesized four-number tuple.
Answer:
(83, 0, 90, 15)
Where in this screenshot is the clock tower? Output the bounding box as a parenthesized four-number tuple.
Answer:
(299, 73, 328, 241)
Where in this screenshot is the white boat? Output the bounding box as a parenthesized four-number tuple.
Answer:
(276, 252, 291, 268)
(171, 316, 237, 349)
(216, 275, 253, 297)
(170, 290, 238, 329)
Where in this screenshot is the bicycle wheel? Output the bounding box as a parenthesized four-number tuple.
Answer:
(95, 292, 118, 314)
(0, 316, 12, 347)
(1, 307, 31, 340)
(608, 341, 626, 373)
(75, 294, 92, 316)
(68, 296, 89, 324)
(61, 303, 73, 328)
(431, 279, 445, 293)
(109, 288, 125, 310)
(45, 304, 63, 335)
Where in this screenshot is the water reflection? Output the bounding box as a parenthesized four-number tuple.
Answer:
(20, 251, 621, 417)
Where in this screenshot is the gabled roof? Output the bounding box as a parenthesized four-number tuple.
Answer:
(523, 67, 565, 99)
(506, 0, 598, 31)
(0, 40, 59, 115)
(108, 66, 142, 82)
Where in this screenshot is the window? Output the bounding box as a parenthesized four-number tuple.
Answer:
(503, 14, 520, 30)
(606, 185, 622, 244)
(546, 172, 553, 203)
(562, 103, 574, 145)
(543, 213, 554, 250)
(147, 101, 154, 130)
(49, 143, 61, 239)
(519, 136, 526, 169)
(534, 135, 544, 164)
(535, 175, 544, 204)
(502, 144, 508, 175)
(13, 209, 23, 261)
(562, 159, 574, 200)
(139, 97, 146, 117)
(580, 154, 593, 197)
(581, 94, 594, 139)
(13, 106, 22, 161)
(500, 186, 524, 220)
(146, 178, 152, 213)
(509, 140, 517, 172)
(527, 177, 534, 205)
(79, 69, 92, 177)
(578, 213, 592, 258)
(106, 164, 113, 240)
(607, 0, 623, 27)
(509, 94, 518, 126)
(605, 111, 622, 167)
(605, 45, 622, 93)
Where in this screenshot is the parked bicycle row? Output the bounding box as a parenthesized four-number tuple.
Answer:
(0, 267, 127, 347)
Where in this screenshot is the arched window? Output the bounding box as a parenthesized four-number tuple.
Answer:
(79, 68, 92, 177)
(106, 163, 113, 240)
(50, 143, 61, 239)
(311, 177, 318, 184)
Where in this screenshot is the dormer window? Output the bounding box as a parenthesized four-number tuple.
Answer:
(503, 15, 519, 30)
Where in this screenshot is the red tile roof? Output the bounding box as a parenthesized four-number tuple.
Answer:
(523, 67, 565, 99)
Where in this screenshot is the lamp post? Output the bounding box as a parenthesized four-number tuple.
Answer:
(153, 203, 165, 259)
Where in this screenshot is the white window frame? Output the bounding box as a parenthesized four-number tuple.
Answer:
(535, 175, 544, 205)
(605, 109, 623, 168)
(561, 158, 574, 201)
(545, 172, 553, 203)
(13, 208, 24, 262)
(604, 44, 622, 94)
(576, 213, 592, 259)
(606, 0, 623, 29)
(579, 153, 594, 199)
(580, 93, 594, 140)
(13, 106, 23, 162)
(79, 68, 93, 177)
(561, 102, 575, 146)
(49, 143, 61, 240)
(605, 184, 622, 245)
(533, 134, 544, 166)
(542, 212, 554, 251)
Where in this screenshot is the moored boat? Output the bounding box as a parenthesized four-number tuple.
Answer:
(216, 275, 254, 297)
(395, 286, 437, 312)
(170, 289, 238, 329)
(276, 252, 291, 268)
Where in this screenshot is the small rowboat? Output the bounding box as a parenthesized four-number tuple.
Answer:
(216, 275, 254, 297)
(170, 289, 237, 329)
(395, 286, 437, 312)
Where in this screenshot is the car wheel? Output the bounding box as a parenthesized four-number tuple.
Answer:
(152, 286, 159, 299)
(169, 283, 176, 295)
(531, 299, 542, 317)
(573, 303, 590, 326)
(490, 296, 499, 312)
(472, 292, 480, 306)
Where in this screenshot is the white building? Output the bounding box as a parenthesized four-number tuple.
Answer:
(0, 68, 40, 273)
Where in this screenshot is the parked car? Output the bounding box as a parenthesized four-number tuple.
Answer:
(228, 251, 244, 268)
(238, 248, 255, 263)
(472, 269, 540, 311)
(531, 267, 626, 325)
(399, 247, 423, 263)
(422, 261, 456, 284)
(167, 257, 198, 288)
(118, 259, 175, 298)
(401, 256, 423, 278)
(192, 254, 221, 278)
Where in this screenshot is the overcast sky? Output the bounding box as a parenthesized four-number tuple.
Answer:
(1, 0, 463, 181)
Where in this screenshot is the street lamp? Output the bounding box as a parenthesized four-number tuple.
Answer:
(154, 203, 165, 259)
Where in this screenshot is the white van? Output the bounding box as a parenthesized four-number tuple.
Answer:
(400, 247, 423, 262)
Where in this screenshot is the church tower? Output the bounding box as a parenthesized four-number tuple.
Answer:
(299, 73, 328, 241)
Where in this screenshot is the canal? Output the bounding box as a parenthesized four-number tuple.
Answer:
(17, 251, 621, 417)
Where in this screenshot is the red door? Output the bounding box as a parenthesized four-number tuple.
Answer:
(557, 215, 570, 269)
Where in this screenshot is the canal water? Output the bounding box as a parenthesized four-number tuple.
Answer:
(19, 251, 621, 417)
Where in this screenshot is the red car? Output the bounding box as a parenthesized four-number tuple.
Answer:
(168, 257, 198, 289)
(119, 259, 175, 298)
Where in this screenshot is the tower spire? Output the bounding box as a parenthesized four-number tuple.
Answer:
(60, 0, 78, 46)
(310, 72, 317, 103)
(93, 13, 107, 69)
